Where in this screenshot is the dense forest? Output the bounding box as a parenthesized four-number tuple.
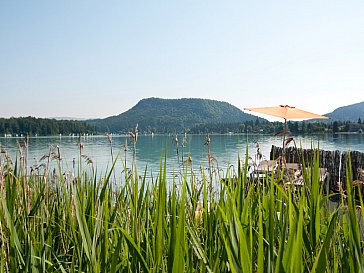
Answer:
(0, 116, 363, 137)
(0, 117, 95, 136)
(87, 98, 262, 133)
(189, 119, 364, 135)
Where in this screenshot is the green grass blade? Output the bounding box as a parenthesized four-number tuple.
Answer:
(119, 227, 150, 273)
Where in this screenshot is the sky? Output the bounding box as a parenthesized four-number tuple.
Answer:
(1, 1, 363, 120)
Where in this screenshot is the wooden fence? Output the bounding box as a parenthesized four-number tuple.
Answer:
(270, 145, 364, 187)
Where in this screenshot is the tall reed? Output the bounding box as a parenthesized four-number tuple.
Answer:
(0, 143, 363, 272)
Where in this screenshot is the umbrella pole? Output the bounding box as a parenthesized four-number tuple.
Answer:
(282, 118, 287, 161)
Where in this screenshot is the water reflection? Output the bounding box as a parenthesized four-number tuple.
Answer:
(1, 134, 363, 179)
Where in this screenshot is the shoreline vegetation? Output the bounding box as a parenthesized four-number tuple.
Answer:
(0, 117, 95, 137)
(1, 116, 364, 136)
(0, 134, 364, 272)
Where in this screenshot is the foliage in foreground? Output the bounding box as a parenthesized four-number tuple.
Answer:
(0, 149, 364, 272)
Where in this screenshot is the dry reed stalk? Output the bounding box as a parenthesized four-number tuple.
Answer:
(24, 135, 32, 215)
(0, 171, 3, 197)
(204, 133, 213, 200)
(16, 140, 24, 174)
(181, 132, 187, 167)
(123, 138, 128, 170)
(78, 135, 84, 174)
(24, 135, 29, 181)
(0, 219, 9, 273)
(0, 153, 6, 269)
(128, 124, 138, 173)
(16, 140, 31, 214)
(107, 133, 117, 187)
(173, 134, 183, 179)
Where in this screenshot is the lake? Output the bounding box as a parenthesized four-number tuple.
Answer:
(1, 134, 363, 179)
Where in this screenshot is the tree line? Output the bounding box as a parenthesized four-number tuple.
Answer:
(0, 117, 95, 136)
(0, 116, 363, 136)
(189, 119, 364, 135)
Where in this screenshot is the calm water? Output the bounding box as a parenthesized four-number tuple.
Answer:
(1, 134, 363, 178)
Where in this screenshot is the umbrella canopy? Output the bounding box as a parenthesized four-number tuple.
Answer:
(244, 105, 329, 157)
(244, 105, 329, 121)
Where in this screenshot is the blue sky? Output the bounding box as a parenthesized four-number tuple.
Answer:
(1, 1, 363, 119)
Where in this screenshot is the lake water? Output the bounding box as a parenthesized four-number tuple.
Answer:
(1, 134, 363, 179)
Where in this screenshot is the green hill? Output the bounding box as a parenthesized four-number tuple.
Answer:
(88, 98, 263, 133)
(325, 101, 364, 122)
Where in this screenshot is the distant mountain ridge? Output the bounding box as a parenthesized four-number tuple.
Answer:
(325, 101, 364, 122)
(88, 97, 263, 133)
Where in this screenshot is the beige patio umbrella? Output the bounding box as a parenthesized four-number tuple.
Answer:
(244, 105, 329, 154)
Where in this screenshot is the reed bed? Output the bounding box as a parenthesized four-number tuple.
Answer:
(0, 139, 364, 272)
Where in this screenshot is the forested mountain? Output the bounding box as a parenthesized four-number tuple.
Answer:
(87, 98, 263, 133)
(2, 100, 362, 136)
(0, 117, 95, 136)
(325, 101, 364, 122)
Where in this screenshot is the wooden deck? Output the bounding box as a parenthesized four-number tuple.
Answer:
(253, 159, 328, 186)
